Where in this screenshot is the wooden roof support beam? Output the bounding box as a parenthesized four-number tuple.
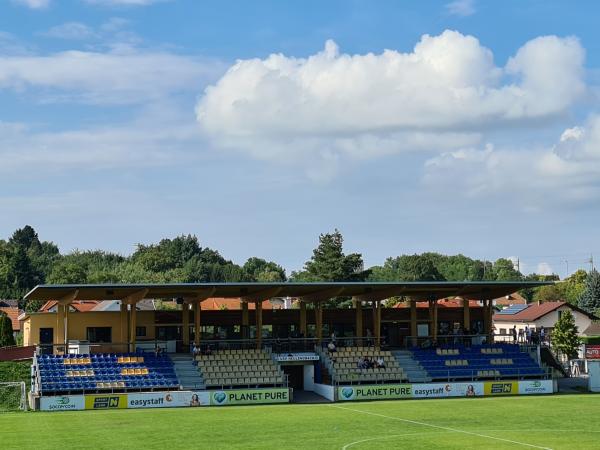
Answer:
(298, 287, 344, 303)
(57, 289, 79, 305)
(353, 286, 406, 303)
(121, 288, 149, 305)
(189, 287, 217, 303)
(242, 287, 283, 302)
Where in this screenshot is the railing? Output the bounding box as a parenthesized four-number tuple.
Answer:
(422, 367, 552, 381)
(405, 334, 489, 348)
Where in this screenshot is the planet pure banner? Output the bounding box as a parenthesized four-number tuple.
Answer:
(127, 391, 210, 408)
(209, 388, 290, 406)
(412, 382, 484, 398)
(338, 384, 412, 401)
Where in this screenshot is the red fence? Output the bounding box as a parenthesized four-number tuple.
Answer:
(0, 345, 35, 361)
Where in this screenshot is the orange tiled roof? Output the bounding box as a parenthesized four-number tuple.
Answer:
(394, 299, 481, 308)
(0, 307, 21, 331)
(39, 300, 101, 313)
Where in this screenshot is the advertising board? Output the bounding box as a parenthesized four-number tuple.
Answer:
(517, 380, 553, 395)
(338, 384, 412, 401)
(127, 391, 210, 408)
(209, 388, 290, 406)
(84, 394, 128, 410)
(412, 382, 484, 398)
(483, 381, 518, 396)
(585, 345, 600, 359)
(40, 395, 85, 411)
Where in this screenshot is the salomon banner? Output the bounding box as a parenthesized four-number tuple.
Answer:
(518, 380, 554, 395)
(127, 391, 210, 408)
(412, 382, 484, 398)
(338, 384, 412, 401)
(209, 388, 290, 406)
(40, 395, 85, 411)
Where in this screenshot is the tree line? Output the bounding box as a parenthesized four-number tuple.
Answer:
(1, 226, 599, 314)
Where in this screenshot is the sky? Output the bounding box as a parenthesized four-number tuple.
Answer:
(1, 0, 599, 278)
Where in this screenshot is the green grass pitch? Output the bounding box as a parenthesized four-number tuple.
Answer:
(1, 394, 598, 449)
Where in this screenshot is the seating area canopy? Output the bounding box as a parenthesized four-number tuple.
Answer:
(25, 281, 551, 303)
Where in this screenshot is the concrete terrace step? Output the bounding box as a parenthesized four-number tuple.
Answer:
(392, 350, 432, 383)
(170, 354, 205, 390)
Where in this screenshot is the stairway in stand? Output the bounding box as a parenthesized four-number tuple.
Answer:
(392, 350, 432, 383)
(170, 354, 204, 390)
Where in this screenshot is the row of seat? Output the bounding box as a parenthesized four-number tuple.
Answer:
(411, 345, 545, 381)
(197, 349, 285, 389)
(204, 376, 284, 388)
(490, 358, 514, 365)
(436, 349, 460, 355)
(36, 352, 179, 393)
(444, 359, 469, 366)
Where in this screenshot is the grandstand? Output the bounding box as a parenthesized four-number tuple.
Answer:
(196, 349, 285, 388)
(35, 351, 179, 394)
(317, 346, 406, 384)
(409, 343, 546, 381)
(19, 281, 554, 410)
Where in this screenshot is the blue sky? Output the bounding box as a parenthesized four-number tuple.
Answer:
(1, 0, 600, 277)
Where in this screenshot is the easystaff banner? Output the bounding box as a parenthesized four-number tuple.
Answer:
(40, 395, 85, 411)
(84, 394, 128, 410)
(484, 381, 518, 396)
(518, 380, 553, 395)
(338, 384, 412, 401)
(412, 382, 484, 398)
(127, 391, 210, 408)
(209, 388, 290, 406)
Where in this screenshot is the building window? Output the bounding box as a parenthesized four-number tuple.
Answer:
(136, 326, 146, 337)
(87, 327, 112, 343)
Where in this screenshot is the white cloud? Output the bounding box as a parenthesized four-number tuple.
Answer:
(536, 262, 554, 276)
(0, 48, 224, 104)
(423, 115, 600, 206)
(446, 0, 476, 17)
(43, 22, 97, 40)
(11, 0, 50, 9)
(0, 105, 204, 175)
(196, 31, 585, 179)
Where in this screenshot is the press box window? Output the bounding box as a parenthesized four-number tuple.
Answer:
(86, 327, 112, 343)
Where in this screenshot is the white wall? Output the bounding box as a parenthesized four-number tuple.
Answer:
(303, 364, 315, 391)
(313, 383, 335, 401)
(494, 305, 593, 336)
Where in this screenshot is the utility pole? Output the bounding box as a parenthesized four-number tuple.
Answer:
(564, 260, 569, 279)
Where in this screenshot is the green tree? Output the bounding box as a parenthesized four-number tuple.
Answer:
(243, 257, 286, 282)
(578, 269, 600, 314)
(292, 230, 367, 282)
(369, 254, 444, 282)
(533, 285, 564, 303)
(0, 312, 16, 347)
(551, 310, 580, 360)
(292, 230, 368, 307)
(491, 258, 523, 281)
(47, 261, 88, 284)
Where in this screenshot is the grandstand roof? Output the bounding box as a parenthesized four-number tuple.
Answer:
(24, 281, 551, 304)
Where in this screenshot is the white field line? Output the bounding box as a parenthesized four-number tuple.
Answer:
(341, 432, 448, 450)
(329, 404, 552, 450)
